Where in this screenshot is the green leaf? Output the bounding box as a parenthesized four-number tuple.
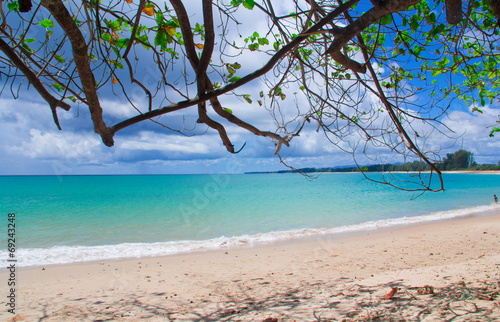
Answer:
(230, 0, 242, 7)
(410, 18, 419, 31)
(7, 2, 19, 11)
(156, 11, 164, 24)
(24, 38, 35, 43)
(472, 107, 483, 114)
(242, 0, 254, 10)
(115, 38, 130, 49)
(224, 108, 233, 114)
(440, 56, 450, 67)
(248, 43, 259, 51)
(258, 38, 269, 45)
(380, 14, 392, 26)
(226, 64, 235, 75)
(101, 33, 112, 42)
(426, 12, 436, 24)
(413, 45, 422, 56)
(21, 43, 32, 53)
(52, 83, 65, 92)
(490, 127, 500, 137)
(54, 54, 65, 63)
(229, 76, 241, 83)
(154, 30, 168, 51)
(243, 95, 252, 104)
(39, 19, 54, 29)
(109, 60, 124, 69)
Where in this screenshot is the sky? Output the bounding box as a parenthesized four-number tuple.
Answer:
(1, 0, 499, 176)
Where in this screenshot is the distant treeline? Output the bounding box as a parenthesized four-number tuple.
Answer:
(247, 150, 500, 174)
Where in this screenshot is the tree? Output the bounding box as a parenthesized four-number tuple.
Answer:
(1, 0, 499, 191)
(438, 149, 475, 170)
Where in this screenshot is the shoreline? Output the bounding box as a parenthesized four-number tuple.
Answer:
(2, 211, 499, 320)
(4, 203, 500, 269)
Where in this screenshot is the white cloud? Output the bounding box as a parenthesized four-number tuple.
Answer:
(119, 131, 213, 155)
(9, 129, 102, 161)
(444, 105, 497, 136)
(101, 99, 139, 119)
(439, 105, 500, 162)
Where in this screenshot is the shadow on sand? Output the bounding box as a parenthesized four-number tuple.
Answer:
(24, 277, 499, 321)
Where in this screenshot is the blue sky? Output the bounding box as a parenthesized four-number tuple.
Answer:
(1, 80, 498, 176)
(1, 0, 499, 176)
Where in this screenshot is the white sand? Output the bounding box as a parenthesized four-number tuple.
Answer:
(2, 213, 500, 321)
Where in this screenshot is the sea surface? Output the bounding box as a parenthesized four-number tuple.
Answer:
(1, 173, 499, 267)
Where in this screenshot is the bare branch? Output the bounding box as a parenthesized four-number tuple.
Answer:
(111, 0, 359, 136)
(0, 36, 70, 130)
(341, 2, 444, 191)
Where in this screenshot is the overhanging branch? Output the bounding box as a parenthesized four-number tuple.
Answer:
(41, 0, 113, 146)
(0, 36, 70, 130)
(326, 0, 421, 72)
(110, 0, 359, 138)
(339, 0, 444, 191)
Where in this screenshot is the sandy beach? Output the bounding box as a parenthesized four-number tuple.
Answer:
(2, 212, 500, 321)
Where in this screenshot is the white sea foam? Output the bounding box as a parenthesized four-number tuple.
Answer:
(2, 203, 499, 268)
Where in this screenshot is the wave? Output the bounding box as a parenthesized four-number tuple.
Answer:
(2, 203, 499, 268)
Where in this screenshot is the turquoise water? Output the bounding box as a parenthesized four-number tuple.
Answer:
(0, 173, 499, 267)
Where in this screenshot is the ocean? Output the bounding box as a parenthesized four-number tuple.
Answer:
(1, 173, 499, 267)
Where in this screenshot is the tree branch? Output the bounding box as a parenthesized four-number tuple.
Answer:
(446, 0, 462, 25)
(122, 0, 153, 112)
(339, 0, 444, 191)
(111, 0, 359, 139)
(169, 0, 199, 67)
(326, 0, 421, 72)
(487, 0, 500, 25)
(0, 36, 70, 130)
(197, 0, 214, 81)
(171, 0, 288, 152)
(41, 0, 113, 146)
